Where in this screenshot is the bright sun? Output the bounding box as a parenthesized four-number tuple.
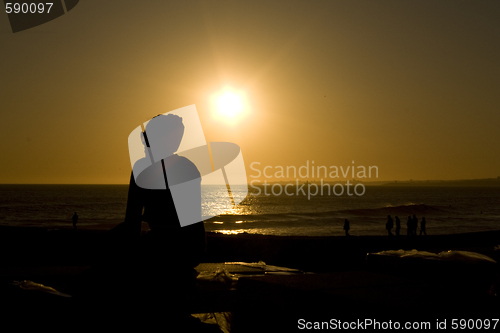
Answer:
(217, 92, 243, 117)
(212, 88, 248, 122)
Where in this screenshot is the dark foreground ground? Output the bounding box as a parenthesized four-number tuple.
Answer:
(0, 226, 499, 331)
(1, 226, 499, 270)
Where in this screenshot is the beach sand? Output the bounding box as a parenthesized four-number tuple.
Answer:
(0, 225, 499, 330)
(1, 225, 498, 270)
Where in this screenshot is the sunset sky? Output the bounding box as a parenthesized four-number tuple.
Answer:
(1, 0, 499, 184)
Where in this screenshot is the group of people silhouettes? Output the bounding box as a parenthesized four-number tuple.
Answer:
(343, 215, 427, 237)
(387, 214, 426, 237)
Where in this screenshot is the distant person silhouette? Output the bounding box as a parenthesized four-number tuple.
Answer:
(386, 215, 394, 236)
(412, 214, 418, 236)
(343, 219, 350, 236)
(72, 212, 78, 230)
(76, 114, 205, 320)
(395, 216, 401, 237)
(420, 217, 427, 236)
(407, 216, 412, 236)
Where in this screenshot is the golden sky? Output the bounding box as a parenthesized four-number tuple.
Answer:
(1, 0, 499, 184)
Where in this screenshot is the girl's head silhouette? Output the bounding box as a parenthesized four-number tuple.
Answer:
(144, 114, 185, 159)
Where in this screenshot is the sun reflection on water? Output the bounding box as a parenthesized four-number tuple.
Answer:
(216, 229, 247, 235)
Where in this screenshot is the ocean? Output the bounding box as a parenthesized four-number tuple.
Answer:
(0, 184, 499, 237)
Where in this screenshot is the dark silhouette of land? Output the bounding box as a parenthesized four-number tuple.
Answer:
(383, 177, 500, 187)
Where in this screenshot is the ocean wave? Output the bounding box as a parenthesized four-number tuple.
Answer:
(336, 204, 451, 217)
(206, 204, 451, 224)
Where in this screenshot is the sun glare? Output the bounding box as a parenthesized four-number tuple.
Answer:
(218, 92, 243, 117)
(212, 88, 248, 123)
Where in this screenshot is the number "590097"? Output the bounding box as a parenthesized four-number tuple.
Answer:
(5, 2, 53, 14)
